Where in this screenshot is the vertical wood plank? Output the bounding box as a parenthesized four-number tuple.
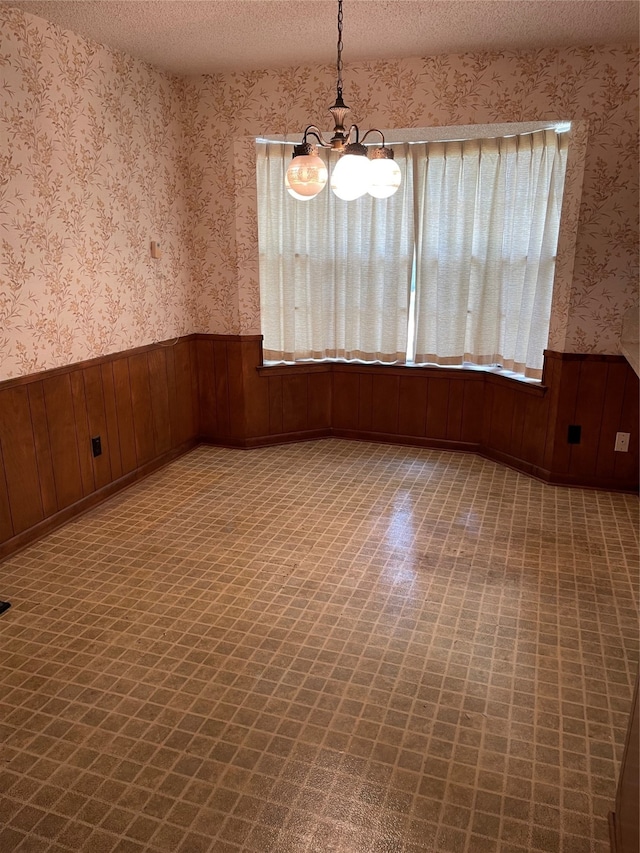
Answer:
(0, 448, 13, 542)
(213, 340, 231, 437)
(189, 339, 200, 439)
(550, 359, 582, 475)
(27, 382, 58, 517)
(269, 375, 284, 435)
(308, 372, 331, 430)
(614, 367, 639, 482)
(461, 379, 484, 444)
(243, 341, 270, 439)
(172, 340, 196, 446)
(425, 378, 449, 439)
(112, 357, 138, 475)
(446, 379, 464, 442)
(227, 341, 246, 439)
(101, 361, 124, 481)
(83, 365, 112, 490)
(147, 348, 171, 456)
(595, 361, 627, 481)
(42, 374, 84, 510)
(519, 392, 549, 468)
(358, 374, 373, 433)
(165, 345, 179, 447)
(333, 372, 359, 431)
(371, 375, 399, 434)
(282, 374, 308, 433)
(508, 389, 526, 460)
(541, 355, 564, 472)
(70, 370, 96, 497)
(568, 361, 608, 479)
(487, 385, 515, 454)
(128, 352, 156, 465)
(398, 375, 427, 437)
(0, 387, 44, 533)
(196, 338, 217, 439)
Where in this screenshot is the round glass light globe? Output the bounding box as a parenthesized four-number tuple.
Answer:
(286, 154, 328, 199)
(285, 172, 313, 200)
(368, 157, 402, 199)
(330, 154, 372, 201)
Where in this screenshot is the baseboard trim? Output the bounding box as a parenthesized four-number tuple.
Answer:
(200, 429, 332, 449)
(3, 427, 635, 563)
(0, 439, 198, 562)
(203, 430, 639, 492)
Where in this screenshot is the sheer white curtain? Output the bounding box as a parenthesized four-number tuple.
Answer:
(257, 140, 414, 363)
(411, 130, 568, 378)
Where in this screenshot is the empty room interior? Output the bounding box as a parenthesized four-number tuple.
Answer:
(0, 1, 638, 852)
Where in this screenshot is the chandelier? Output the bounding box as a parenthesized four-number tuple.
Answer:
(286, 0, 401, 202)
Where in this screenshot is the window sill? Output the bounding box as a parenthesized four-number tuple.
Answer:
(257, 360, 547, 395)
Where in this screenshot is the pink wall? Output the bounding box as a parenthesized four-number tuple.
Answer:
(1, 5, 638, 379)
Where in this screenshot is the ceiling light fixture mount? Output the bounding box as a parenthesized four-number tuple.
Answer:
(286, 0, 401, 201)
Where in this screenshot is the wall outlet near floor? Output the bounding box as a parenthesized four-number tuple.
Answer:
(91, 436, 102, 458)
(567, 424, 581, 444)
(614, 432, 630, 453)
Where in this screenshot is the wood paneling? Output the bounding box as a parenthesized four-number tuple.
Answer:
(128, 352, 156, 466)
(70, 370, 95, 497)
(615, 366, 640, 483)
(0, 339, 199, 559)
(101, 362, 124, 481)
(333, 372, 360, 432)
(282, 373, 308, 434)
(461, 380, 484, 445)
(308, 372, 331, 431)
(398, 375, 427, 437)
(268, 375, 284, 436)
(112, 358, 138, 476)
(371, 375, 399, 435)
(0, 336, 637, 560)
(0, 453, 12, 542)
(196, 338, 217, 439)
(42, 373, 84, 510)
(0, 387, 43, 534)
(27, 383, 58, 517)
(213, 340, 231, 437)
(425, 378, 450, 440)
(148, 348, 171, 457)
(170, 340, 197, 447)
(83, 365, 112, 490)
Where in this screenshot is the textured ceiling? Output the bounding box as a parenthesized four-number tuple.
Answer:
(5, 0, 640, 76)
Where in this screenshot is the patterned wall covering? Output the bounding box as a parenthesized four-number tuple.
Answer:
(1, 5, 638, 379)
(0, 6, 194, 379)
(190, 47, 639, 355)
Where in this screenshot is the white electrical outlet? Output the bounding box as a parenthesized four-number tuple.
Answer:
(614, 432, 630, 453)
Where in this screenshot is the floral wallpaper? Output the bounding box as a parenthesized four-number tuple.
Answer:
(0, 4, 638, 380)
(190, 46, 639, 355)
(0, 6, 194, 379)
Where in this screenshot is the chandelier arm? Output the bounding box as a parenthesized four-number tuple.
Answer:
(360, 128, 386, 146)
(303, 125, 333, 148)
(346, 124, 360, 144)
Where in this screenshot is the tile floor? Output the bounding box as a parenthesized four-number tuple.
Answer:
(0, 440, 637, 853)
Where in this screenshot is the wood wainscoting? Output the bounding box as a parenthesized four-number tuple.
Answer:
(0, 334, 637, 559)
(0, 338, 199, 560)
(194, 335, 639, 492)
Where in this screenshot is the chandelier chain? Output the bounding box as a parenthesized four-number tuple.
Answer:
(336, 0, 343, 98)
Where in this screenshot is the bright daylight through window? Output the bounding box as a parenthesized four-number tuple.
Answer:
(257, 123, 570, 381)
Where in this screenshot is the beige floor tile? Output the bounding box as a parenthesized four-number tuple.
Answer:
(0, 440, 637, 852)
